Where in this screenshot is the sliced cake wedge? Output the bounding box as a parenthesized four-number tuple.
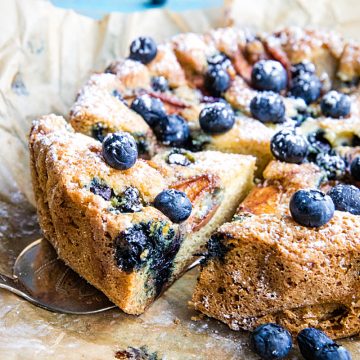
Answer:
(192, 160, 360, 339)
(29, 115, 255, 315)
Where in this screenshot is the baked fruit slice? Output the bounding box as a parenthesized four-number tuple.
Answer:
(29, 115, 255, 315)
(192, 157, 360, 339)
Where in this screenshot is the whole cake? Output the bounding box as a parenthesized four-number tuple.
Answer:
(29, 22, 360, 338)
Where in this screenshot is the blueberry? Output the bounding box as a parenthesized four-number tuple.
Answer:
(251, 60, 287, 93)
(167, 149, 194, 167)
(129, 36, 157, 64)
(89, 178, 112, 201)
(297, 328, 336, 360)
(153, 114, 190, 147)
(289, 73, 322, 104)
(320, 91, 351, 118)
(315, 153, 346, 180)
(270, 129, 309, 164)
(328, 184, 360, 215)
(131, 94, 167, 127)
(154, 189, 192, 223)
(314, 343, 352, 360)
(350, 157, 360, 181)
(250, 323, 292, 360)
(290, 189, 335, 227)
(205, 66, 231, 96)
(250, 92, 285, 124)
(291, 60, 316, 78)
(199, 102, 235, 134)
(112, 187, 143, 213)
(207, 53, 231, 69)
(205, 234, 229, 262)
(151, 76, 169, 92)
(91, 122, 108, 142)
(115, 225, 148, 272)
(307, 131, 332, 161)
(102, 132, 138, 170)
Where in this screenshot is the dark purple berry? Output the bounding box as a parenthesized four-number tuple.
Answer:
(290, 189, 334, 227)
(251, 60, 287, 93)
(102, 132, 138, 170)
(129, 36, 157, 64)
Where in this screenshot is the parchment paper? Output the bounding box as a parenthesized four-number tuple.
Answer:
(0, 0, 359, 359)
(225, 0, 360, 40)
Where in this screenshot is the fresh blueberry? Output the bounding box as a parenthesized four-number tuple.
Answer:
(321, 91, 351, 118)
(350, 157, 360, 181)
(112, 187, 143, 213)
(297, 328, 335, 360)
(102, 132, 138, 170)
(199, 102, 235, 134)
(151, 76, 169, 92)
(131, 94, 167, 127)
(207, 53, 231, 69)
(328, 184, 360, 215)
(290, 189, 335, 227)
(205, 65, 231, 96)
(270, 129, 309, 164)
(251, 60, 287, 93)
(129, 36, 157, 64)
(289, 73, 322, 104)
(298, 328, 352, 360)
(153, 114, 190, 147)
(291, 60, 316, 78)
(250, 91, 285, 123)
(307, 131, 332, 161)
(115, 225, 148, 272)
(250, 323, 292, 360)
(154, 189, 192, 223)
(314, 343, 352, 360)
(315, 153, 346, 180)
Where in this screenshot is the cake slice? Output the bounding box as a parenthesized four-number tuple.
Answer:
(192, 160, 360, 339)
(29, 115, 255, 315)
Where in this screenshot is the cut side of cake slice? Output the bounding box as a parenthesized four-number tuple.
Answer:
(29, 115, 255, 315)
(192, 160, 360, 339)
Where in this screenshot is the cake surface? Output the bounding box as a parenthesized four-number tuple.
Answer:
(29, 115, 255, 314)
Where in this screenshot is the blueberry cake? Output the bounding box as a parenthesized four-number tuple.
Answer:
(29, 115, 255, 314)
(30, 23, 360, 332)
